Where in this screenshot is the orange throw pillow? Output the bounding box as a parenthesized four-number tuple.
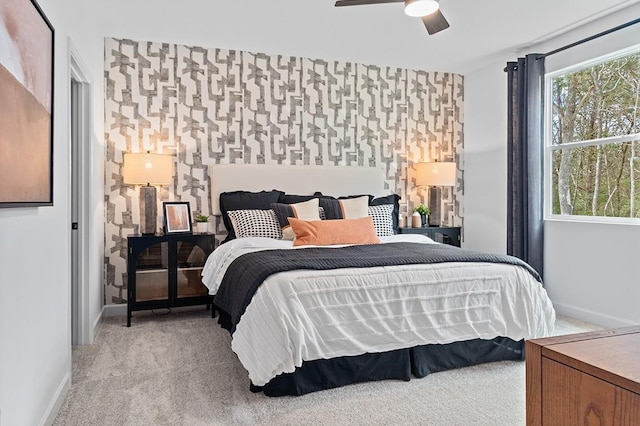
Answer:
(289, 217, 381, 247)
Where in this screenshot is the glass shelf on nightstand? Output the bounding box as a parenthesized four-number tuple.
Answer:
(397, 226, 461, 247)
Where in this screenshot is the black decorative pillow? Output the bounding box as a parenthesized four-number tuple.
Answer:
(370, 194, 401, 234)
(219, 190, 284, 242)
(226, 209, 282, 239)
(368, 204, 394, 237)
(271, 198, 321, 240)
(339, 194, 375, 202)
(281, 192, 324, 204)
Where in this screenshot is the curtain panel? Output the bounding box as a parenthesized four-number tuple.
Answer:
(506, 55, 545, 278)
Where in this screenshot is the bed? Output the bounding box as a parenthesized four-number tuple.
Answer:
(203, 165, 556, 396)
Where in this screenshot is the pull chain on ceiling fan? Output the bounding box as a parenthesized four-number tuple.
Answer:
(334, 0, 450, 35)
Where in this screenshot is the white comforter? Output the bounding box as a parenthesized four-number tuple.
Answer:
(202, 235, 556, 386)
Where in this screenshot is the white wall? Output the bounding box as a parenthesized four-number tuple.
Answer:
(545, 221, 640, 327)
(463, 64, 508, 254)
(0, 0, 71, 423)
(464, 3, 640, 327)
(0, 0, 106, 423)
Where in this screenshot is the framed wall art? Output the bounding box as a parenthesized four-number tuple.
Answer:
(163, 202, 192, 234)
(0, 0, 54, 207)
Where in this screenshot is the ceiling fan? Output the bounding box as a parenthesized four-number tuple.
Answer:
(335, 0, 450, 35)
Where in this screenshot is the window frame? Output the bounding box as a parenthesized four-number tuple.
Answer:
(544, 44, 640, 224)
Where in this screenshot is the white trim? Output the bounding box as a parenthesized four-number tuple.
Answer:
(546, 44, 640, 79)
(546, 215, 640, 225)
(68, 41, 93, 84)
(103, 304, 127, 317)
(549, 133, 640, 150)
(68, 38, 95, 345)
(92, 306, 104, 338)
(39, 372, 70, 426)
(544, 71, 554, 222)
(552, 301, 636, 329)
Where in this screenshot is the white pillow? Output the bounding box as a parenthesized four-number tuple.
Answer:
(337, 195, 369, 218)
(271, 198, 321, 240)
(290, 198, 321, 220)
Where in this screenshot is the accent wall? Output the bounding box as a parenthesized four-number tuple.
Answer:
(104, 37, 464, 305)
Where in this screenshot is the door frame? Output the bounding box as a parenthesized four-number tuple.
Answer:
(69, 40, 93, 345)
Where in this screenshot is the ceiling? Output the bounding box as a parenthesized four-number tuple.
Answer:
(317, 0, 640, 73)
(101, 0, 640, 75)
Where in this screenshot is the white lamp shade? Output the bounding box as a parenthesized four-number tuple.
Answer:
(404, 0, 439, 17)
(415, 161, 456, 187)
(123, 153, 173, 185)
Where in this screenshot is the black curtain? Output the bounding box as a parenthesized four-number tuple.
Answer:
(506, 54, 545, 277)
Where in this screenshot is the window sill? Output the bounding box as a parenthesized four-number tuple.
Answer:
(544, 215, 640, 226)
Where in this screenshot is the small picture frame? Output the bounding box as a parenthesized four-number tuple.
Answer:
(163, 202, 192, 234)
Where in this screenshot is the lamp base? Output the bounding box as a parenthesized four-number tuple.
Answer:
(428, 187, 441, 227)
(140, 185, 157, 235)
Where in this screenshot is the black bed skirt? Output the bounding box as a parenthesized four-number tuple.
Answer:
(250, 337, 524, 397)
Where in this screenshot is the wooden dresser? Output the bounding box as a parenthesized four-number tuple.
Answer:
(526, 326, 640, 425)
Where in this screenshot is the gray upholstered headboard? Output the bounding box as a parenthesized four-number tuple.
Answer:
(210, 164, 387, 215)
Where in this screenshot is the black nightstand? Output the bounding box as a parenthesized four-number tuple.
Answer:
(126, 233, 214, 326)
(398, 226, 461, 247)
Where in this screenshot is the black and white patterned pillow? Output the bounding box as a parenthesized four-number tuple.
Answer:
(227, 209, 282, 239)
(319, 207, 326, 220)
(370, 194, 401, 234)
(368, 204, 394, 237)
(219, 190, 284, 242)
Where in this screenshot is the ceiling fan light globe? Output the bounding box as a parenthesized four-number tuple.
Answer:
(404, 0, 439, 17)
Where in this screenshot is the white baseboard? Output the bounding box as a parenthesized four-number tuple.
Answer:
(91, 306, 104, 341)
(103, 304, 127, 317)
(40, 372, 70, 426)
(553, 302, 636, 329)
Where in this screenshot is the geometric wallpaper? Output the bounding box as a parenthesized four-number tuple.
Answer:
(104, 37, 464, 305)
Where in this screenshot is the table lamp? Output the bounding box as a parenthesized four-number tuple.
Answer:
(415, 161, 456, 226)
(123, 152, 173, 235)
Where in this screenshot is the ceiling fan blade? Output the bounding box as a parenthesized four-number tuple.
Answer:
(422, 9, 450, 35)
(335, 0, 403, 7)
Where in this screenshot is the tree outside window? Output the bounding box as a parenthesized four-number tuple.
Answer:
(548, 47, 640, 219)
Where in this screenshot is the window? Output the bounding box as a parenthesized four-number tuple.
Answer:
(546, 46, 640, 220)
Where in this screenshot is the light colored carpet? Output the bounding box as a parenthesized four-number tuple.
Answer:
(54, 309, 602, 426)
